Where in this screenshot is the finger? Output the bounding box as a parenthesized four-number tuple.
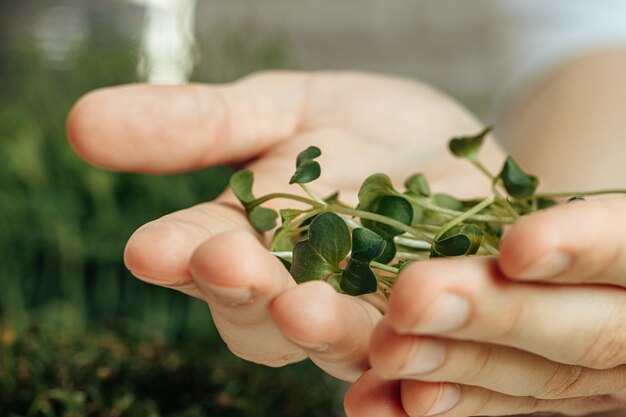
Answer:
(387, 257, 626, 369)
(345, 371, 624, 417)
(499, 197, 626, 286)
(344, 370, 409, 417)
(270, 281, 383, 382)
(189, 230, 307, 367)
(123, 201, 254, 295)
(67, 71, 309, 173)
(400, 381, 622, 417)
(370, 319, 626, 399)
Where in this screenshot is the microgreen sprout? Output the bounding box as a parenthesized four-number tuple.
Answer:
(229, 128, 626, 297)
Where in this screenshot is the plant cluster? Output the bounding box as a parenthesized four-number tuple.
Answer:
(231, 128, 624, 297)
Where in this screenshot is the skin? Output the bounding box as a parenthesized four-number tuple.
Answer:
(349, 50, 626, 416)
(67, 65, 626, 416)
(66, 71, 503, 382)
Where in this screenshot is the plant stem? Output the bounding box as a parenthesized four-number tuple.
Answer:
(395, 251, 426, 260)
(269, 208, 323, 251)
(328, 205, 431, 240)
(394, 236, 431, 250)
(291, 225, 309, 234)
(403, 194, 514, 224)
(299, 183, 328, 206)
(436, 195, 497, 239)
(481, 241, 499, 256)
(248, 193, 322, 210)
(534, 189, 626, 198)
(371, 261, 399, 274)
(469, 157, 495, 180)
(495, 196, 520, 220)
(271, 251, 293, 260)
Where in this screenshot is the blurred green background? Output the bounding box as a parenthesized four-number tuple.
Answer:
(0, 2, 343, 416)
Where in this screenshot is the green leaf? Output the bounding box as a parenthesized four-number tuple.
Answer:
(431, 224, 484, 257)
(279, 208, 303, 225)
(448, 126, 492, 159)
(289, 146, 322, 184)
(296, 146, 322, 166)
(350, 228, 386, 262)
(357, 175, 413, 262)
(357, 173, 397, 210)
(340, 262, 378, 296)
(249, 206, 278, 231)
(271, 227, 295, 252)
(538, 198, 558, 209)
(361, 195, 413, 237)
(404, 173, 431, 197)
(375, 237, 397, 264)
(289, 212, 351, 282)
(433, 193, 464, 211)
(340, 228, 385, 296)
(327, 273, 342, 293)
(498, 157, 539, 198)
(230, 170, 255, 205)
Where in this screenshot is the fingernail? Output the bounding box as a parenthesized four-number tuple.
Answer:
(201, 283, 254, 306)
(412, 292, 470, 334)
(399, 338, 446, 376)
(517, 251, 571, 280)
(426, 384, 461, 416)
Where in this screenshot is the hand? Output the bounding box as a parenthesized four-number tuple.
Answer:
(67, 71, 503, 382)
(349, 197, 626, 415)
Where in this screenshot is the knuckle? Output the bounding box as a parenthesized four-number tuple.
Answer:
(461, 344, 496, 384)
(578, 304, 626, 369)
(538, 364, 587, 399)
(463, 387, 494, 417)
(494, 299, 526, 341)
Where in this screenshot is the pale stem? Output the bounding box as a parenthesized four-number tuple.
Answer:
(299, 183, 328, 206)
(370, 261, 399, 274)
(271, 251, 293, 260)
(436, 195, 497, 239)
(394, 236, 431, 250)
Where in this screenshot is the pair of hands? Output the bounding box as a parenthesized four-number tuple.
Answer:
(68, 71, 626, 416)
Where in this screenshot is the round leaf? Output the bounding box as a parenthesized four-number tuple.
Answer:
(249, 206, 278, 231)
(357, 173, 397, 210)
(448, 126, 492, 159)
(404, 173, 431, 197)
(498, 156, 539, 198)
(351, 228, 386, 262)
(290, 240, 337, 282)
(289, 212, 351, 283)
(375, 237, 397, 264)
(229, 170, 255, 205)
(289, 160, 321, 184)
(431, 224, 484, 257)
(340, 261, 378, 296)
(290, 146, 322, 184)
(296, 146, 322, 166)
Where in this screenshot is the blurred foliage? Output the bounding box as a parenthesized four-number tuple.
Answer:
(0, 325, 340, 417)
(0, 9, 342, 416)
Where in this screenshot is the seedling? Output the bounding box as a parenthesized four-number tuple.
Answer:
(230, 128, 625, 297)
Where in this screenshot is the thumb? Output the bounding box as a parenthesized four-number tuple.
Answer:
(498, 197, 626, 287)
(67, 71, 309, 173)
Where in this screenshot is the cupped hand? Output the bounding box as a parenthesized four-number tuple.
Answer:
(350, 197, 626, 415)
(67, 71, 503, 382)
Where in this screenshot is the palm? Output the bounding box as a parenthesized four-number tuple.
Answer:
(68, 71, 504, 381)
